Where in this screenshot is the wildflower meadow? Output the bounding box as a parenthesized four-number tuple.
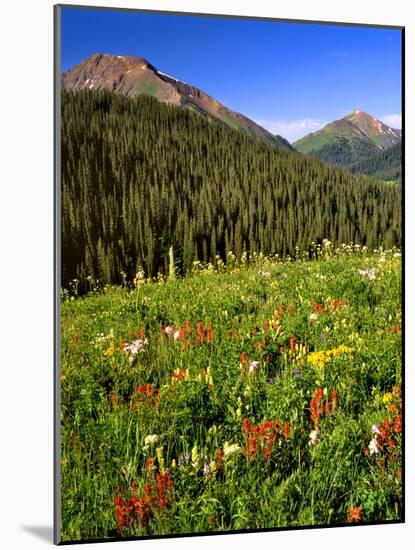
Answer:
(60, 243, 402, 541)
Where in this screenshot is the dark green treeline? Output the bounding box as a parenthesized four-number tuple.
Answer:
(61, 89, 401, 287)
(309, 138, 402, 182)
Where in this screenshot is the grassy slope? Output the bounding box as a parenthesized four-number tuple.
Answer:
(60, 248, 402, 541)
(293, 124, 365, 154)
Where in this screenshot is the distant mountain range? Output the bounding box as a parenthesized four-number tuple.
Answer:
(62, 53, 292, 151)
(293, 110, 402, 181)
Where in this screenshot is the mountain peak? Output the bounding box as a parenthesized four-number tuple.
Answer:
(343, 109, 400, 144)
(345, 109, 377, 122)
(62, 53, 292, 151)
(294, 108, 401, 159)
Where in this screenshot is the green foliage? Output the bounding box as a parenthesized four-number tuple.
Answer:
(61, 90, 401, 289)
(349, 143, 402, 182)
(307, 136, 379, 170)
(60, 250, 402, 541)
(306, 139, 401, 183)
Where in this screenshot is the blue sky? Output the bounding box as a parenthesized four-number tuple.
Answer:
(60, 7, 402, 142)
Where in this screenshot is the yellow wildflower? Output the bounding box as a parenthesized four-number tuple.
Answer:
(156, 446, 165, 473)
(331, 344, 353, 357)
(308, 345, 352, 368)
(191, 443, 200, 471)
(308, 351, 329, 369)
(103, 345, 114, 356)
(383, 392, 393, 404)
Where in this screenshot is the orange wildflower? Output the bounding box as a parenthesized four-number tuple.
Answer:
(348, 506, 362, 523)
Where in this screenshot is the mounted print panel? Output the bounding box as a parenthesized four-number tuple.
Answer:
(54, 4, 404, 544)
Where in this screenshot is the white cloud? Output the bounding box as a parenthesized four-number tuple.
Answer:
(380, 113, 401, 129)
(255, 118, 327, 143)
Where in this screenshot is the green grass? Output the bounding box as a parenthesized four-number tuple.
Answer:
(294, 125, 366, 154)
(60, 245, 402, 542)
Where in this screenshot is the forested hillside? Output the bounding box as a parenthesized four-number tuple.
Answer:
(307, 139, 401, 182)
(61, 90, 401, 288)
(349, 142, 402, 182)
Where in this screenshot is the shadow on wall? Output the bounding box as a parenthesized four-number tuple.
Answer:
(21, 525, 53, 543)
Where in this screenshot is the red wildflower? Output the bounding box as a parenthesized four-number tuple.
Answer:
(331, 390, 338, 410)
(175, 328, 186, 341)
(315, 388, 324, 401)
(242, 418, 290, 462)
(110, 392, 118, 408)
(394, 414, 402, 433)
(155, 472, 174, 509)
(348, 506, 362, 523)
(282, 422, 290, 440)
(113, 475, 174, 533)
(253, 339, 267, 349)
(310, 387, 337, 427)
(145, 457, 154, 476)
(132, 384, 159, 409)
(273, 306, 285, 319)
(216, 448, 224, 470)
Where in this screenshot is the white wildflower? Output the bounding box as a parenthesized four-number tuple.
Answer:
(248, 360, 259, 373)
(223, 442, 242, 458)
(94, 328, 114, 344)
(144, 434, 158, 446)
(358, 268, 377, 280)
(371, 424, 381, 436)
(369, 437, 380, 455)
(124, 338, 148, 356)
(309, 429, 319, 446)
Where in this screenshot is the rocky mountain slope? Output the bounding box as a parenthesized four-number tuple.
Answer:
(62, 53, 292, 150)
